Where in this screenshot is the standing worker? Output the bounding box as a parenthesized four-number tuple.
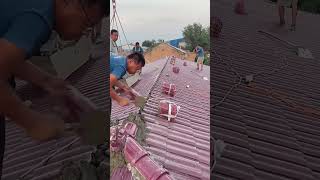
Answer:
(0, 0, 108, 176)
(194, 46, 205, 71)
(132, 42, 143, 54)
(110, 29, 119, 55)
(278, 0, 298, 31)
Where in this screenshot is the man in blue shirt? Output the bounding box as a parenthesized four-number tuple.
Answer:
(194, 46, 205, 71)
(110, 52, 145, 106)
(0, 0, 108, 175)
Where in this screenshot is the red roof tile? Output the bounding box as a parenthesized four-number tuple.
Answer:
(124, 137, 172, 180)
(111, 167, 133, 180)
(142, 59, 210, 180)
(111, 57, 210, 179)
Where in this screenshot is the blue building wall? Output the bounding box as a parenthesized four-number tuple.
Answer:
(169, 38, 184, 48)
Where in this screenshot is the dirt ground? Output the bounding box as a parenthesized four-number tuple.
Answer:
(143, 43, 196, 63)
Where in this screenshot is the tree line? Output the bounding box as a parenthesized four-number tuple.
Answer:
(271, 0, 320, 14)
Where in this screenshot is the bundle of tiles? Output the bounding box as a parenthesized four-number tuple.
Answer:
(110, 127, 124, 152)
(173, 66, 180, 73)
(162, 82, 176, 97)
(158, 100, 180, 121)
(212, 16, 223, 37)
(110, 122, 138, 152)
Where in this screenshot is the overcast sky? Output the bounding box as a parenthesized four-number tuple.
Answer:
(110, 0, 210, 46)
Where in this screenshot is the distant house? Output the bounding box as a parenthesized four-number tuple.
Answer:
(168, 38, 187, 49)
(178, 41, 187, 49)
(143, 43, 196, 63)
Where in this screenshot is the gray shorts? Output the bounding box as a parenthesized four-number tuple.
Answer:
(197, 57, 204, 64)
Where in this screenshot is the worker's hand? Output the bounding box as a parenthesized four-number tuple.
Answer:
(25, 111, 65, 141)
(122, 87, 137, 100)
(121, 85, 130, 94)
(42, 78, 96, 122)
(42, 77, 69, 97)
(118, 97, 130, 106)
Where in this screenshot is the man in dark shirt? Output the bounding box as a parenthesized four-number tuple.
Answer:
(132, 42, 143, 54)
(0, 0, 108, 176)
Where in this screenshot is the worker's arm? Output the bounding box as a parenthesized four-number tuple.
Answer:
(115, 80, 129, 90)
(110, 74, 129, 106)
(0, 12, 50, 118)
(0, 13, 64, 140)
(0, 39, 31, 125)
(14, 61, 55, 89)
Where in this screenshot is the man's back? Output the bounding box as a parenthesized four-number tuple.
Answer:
(197, 47, 204, 57)
(110, 55, 127, 80)
(0, 0, 54, 57)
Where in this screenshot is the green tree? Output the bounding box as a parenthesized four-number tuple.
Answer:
(182, 23, 210, 52)
(151, 39, 157, 47)
(142, 40, 153, 47)
(270, 0, 320, 14)
(142, 39, 158, 47)
(158, 39, 165, 43)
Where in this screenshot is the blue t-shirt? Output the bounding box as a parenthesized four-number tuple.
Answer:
(110, 55, 127, 80)
(196, 47, 204, 57)
(0, 0, 54, 58)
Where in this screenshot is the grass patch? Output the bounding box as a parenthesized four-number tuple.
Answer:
(56, 144, 109, 180)
(124, 113, 149, 146)
(110, 151, 127, 174)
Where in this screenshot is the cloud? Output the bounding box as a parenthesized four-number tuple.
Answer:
(110, 0, 210, 43)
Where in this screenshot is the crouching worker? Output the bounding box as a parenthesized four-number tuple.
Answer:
(110, 52, 145, 106)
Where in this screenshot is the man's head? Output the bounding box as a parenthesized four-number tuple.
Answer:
(135, 42, 139, 47)
(111, 29, 119, 42)
(127, 52, 145, 74)
(54, 0, 108, 40)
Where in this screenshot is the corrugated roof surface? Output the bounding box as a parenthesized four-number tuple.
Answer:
(212, 0, 320, 179)
(111, 57, 210, 179)
(111, 59, 167, 122)
(111, 167, 133, 180)
(2, 43, 108, 180)
(142, 59, 210, 180)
